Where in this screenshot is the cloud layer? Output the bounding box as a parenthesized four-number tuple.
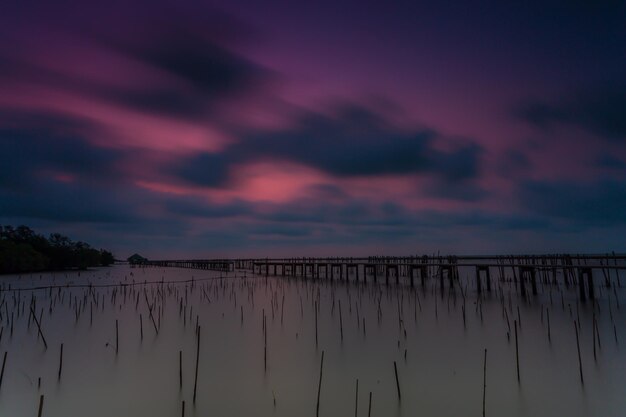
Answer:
(0, 1, 625, 257)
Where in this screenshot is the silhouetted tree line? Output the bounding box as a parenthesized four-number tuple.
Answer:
(0, 225, 115, 274)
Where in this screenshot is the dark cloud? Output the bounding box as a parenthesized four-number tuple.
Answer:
(0, 44, 264, 122)
(0, 109, 97, 134)
(496, 149, 531, 177)
(160, 194, 410, 229)
(0, 179, 139, 223)
(105, 89, 210, 120)
(171, 196, 518, 233)
(518, 179, 626, 225)
(0, 127, 166, 227)
(596, 154, 626, 171)
(423, 180, 488, 202)
(259, 199, 380, 226)
(171, 105, 484, 186)
(172, 153, 231, 188)
(0, 128, 124, 190)
(240, 106, 482, 178)
(97, 29, 271, 120)
(165, 197, 252, 218)
(136, 32, 263, 98)
(0, 1, 269, 123)
(518, 87, 626, 141)
(249, 223, 313, 238)
(235, 201, 559, 251)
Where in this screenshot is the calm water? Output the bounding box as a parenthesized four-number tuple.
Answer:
(0, 264, 624, 416)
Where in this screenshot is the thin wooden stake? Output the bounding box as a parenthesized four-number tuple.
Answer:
(37, 394, 44, 417)
(0, 351, 6, 390)
(514, 320, 520, 383)
(30, 307, 47, 349)
(355, 379, 359, 417)
(483, 348, 487, 417)
(316, 350, 325, 417)
(179, 350, 183, 389)
(575, 320, 584, 385)
(58, 344, 63, 381)
(547, 309, 551, 343)
(339, 300, 344, 342)
(115, 319, 119, 355)
(393, 361, 402, 401)
(193, 326, 200, 404)
(592, 314, 597, 361)
(315, 301, 319, 347)
(595, 316, 602, 350)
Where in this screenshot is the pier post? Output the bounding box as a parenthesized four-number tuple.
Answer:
(582, 268, 595, 300)
(578, 268, 586, 302)
(518, 267, 527, 298)
(439, 266, 445, 293)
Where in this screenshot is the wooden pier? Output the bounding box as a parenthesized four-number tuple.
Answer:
(139, 259, 234, 272)
(138, 254, 626, 302)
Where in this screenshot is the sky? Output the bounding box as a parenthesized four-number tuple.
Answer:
(0, 0, 625, 258)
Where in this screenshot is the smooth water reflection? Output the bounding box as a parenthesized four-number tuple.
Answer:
(0, 265, 624, 416)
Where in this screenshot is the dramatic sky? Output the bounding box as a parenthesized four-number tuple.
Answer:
(1, 0, 625, 258)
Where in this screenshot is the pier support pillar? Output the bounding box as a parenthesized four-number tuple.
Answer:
(518, 267, 527, 298)
(580, 267, 594, 300)
(578, 268, 586, 302)
(486, 267, 491, 292)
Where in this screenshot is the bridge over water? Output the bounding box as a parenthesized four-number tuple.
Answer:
(137, 254, 626, 302)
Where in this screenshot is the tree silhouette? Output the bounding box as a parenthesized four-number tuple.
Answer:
(0, 225, 115, 274)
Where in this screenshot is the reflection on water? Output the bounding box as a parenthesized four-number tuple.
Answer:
(0, 264, 624, 416)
